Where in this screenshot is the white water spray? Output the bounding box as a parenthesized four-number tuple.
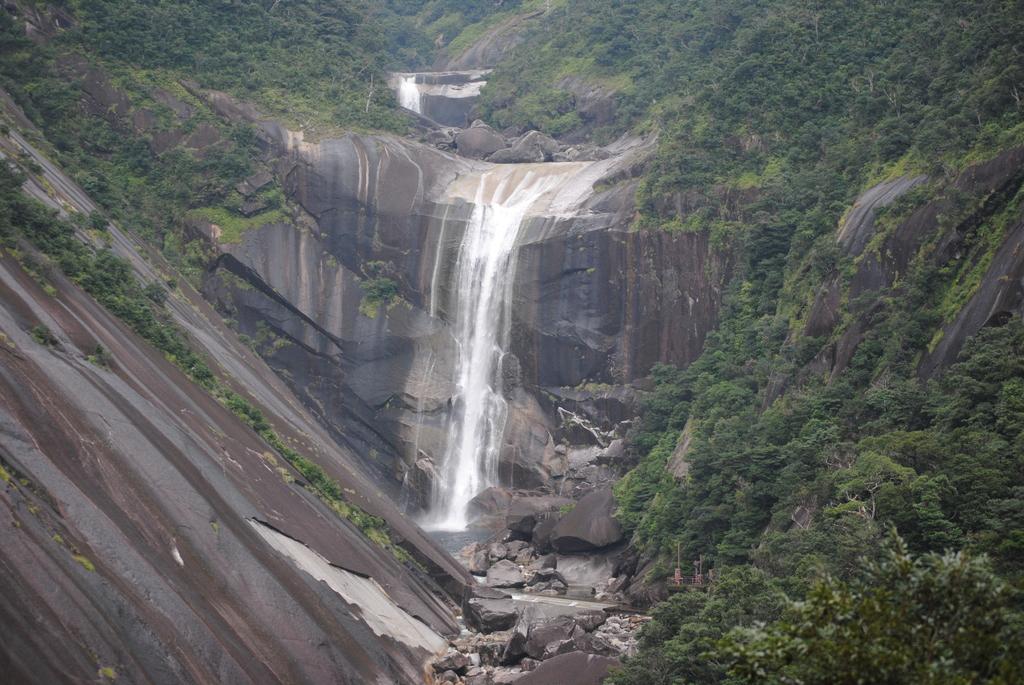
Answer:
(425, 165, 580, 531)
(398, 75, 422, 114)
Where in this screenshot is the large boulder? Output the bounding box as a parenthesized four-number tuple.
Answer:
(527, 575, 567, 596)
(524, 616, 582, 661)
(528, 554, 557, 571)
(595, 438, 626, 465)
(470, 487, 514, 516)
(488, 543, 510, 562)
(516, 652, 621, 685)
(550, 489, 623, 553)
(505, 540, 529, 558)
(456, 124, 506, 159)
(502, 614, 532, 665)
(505, 494, 573, 538)
(488, 131, 560, 164)
(487, 560, 526, 588)
(468, 545, 491, 575)
(526, 567, 567, 588)
(464, 586, 519, 633)
(573, 610, 608, 633)
(497, 390, 560, 489)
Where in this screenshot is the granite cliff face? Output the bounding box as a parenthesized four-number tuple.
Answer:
(793, 146, 1024, 391)
(194, 93, 730, 512)
(1, 106, 470, 683)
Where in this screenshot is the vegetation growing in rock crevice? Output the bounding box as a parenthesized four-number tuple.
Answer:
(357, 260, 400, 317)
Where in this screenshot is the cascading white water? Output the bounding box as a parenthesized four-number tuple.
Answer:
(425, 166, 579, 531)
(398, 75, 422, 114)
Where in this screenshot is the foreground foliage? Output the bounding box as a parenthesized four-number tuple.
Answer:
(609, 566, 786, 685)
(721, 538, 1024, 684)
(610, 537, 1024, 684)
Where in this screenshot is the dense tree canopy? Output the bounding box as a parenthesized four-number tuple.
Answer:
(720, 537, 1024, 684)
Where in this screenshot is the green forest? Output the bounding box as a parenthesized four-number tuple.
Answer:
(2, 0, 1024, 682)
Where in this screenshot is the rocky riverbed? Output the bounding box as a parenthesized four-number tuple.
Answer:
(424, 480, 651, 685)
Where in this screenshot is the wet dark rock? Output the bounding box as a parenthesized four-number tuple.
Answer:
(524, 616, 579, 660)
(415, 72, 485, 128)
(0, 123, 480, 684)
(550, 489, 623, 553)
(441, 670, 460, 683)
(516, 651, 621, 685)
(487, 559, 526, 588)
(202, 114, 725, 507)
(464, 586, 518, 633)
(497, 392, 559, 489)
(488, 131, 560, 164)
(504, 494, 573, 539)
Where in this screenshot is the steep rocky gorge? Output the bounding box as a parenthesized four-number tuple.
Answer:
(197, 83, 731, 519)
(0, 43, 724, 678)
(6, 2, 1024, 682)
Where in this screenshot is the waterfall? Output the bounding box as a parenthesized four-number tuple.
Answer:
(425, 166, 578, 531)
(398, 75, 422, 114)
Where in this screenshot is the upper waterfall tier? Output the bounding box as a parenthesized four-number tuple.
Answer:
(389, 70, 490, 127)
